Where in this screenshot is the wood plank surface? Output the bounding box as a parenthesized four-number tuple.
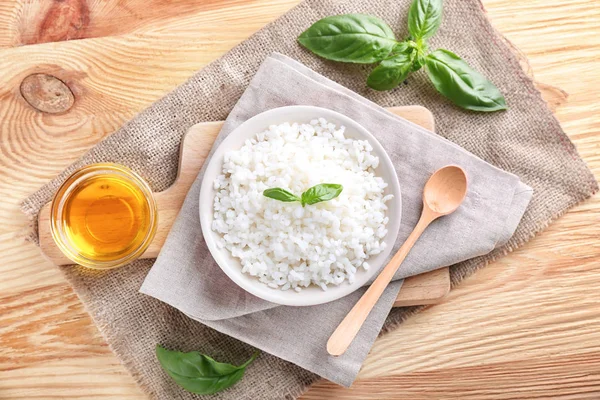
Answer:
(0, 0, 599, 399)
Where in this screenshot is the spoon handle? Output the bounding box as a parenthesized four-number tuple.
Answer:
(327, 208, 437, 356)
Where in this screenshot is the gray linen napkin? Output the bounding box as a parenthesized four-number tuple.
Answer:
(140, 53, 533, 386)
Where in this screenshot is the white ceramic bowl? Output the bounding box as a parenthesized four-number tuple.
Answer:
(199, 106, 401, 306)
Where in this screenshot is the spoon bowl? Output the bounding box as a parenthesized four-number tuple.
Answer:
(423, 165, 468, 215)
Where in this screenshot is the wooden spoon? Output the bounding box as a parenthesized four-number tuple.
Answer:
(327, 165, 468, 356)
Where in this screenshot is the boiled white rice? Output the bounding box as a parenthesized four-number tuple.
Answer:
(212, 118, 392, 291)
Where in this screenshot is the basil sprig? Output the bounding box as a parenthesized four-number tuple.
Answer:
(298, 0, 506, 112)
(156, 345, 258, 395)
(263, 183, 343, 207)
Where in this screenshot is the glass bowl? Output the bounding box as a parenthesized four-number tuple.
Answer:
(50, 163, 158, 269)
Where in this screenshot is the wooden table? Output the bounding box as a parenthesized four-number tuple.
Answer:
(0, 0, 598, 398)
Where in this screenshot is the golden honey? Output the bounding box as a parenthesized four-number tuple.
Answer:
(50, 163, 157, 269)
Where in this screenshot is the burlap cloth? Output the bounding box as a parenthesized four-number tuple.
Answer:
(22, 0, 597, 399)
(140, 53, 533, 387)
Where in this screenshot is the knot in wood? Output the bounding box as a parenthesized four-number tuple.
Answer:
(20, 73, 75, 114)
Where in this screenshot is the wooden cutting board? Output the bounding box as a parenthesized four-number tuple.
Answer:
(38, 105, 450, 307)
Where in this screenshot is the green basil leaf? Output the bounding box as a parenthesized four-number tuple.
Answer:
(156, 345, 258, 395)
(408, 0, 443, 40)
(425, 49, 507, 112)
(263, 188, 300, 203)
(367, 51, 413, 91)
(301, 184, 343, 207)
(298, 14, 397, 64)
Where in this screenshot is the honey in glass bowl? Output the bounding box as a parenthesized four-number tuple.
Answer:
(50, 163, 158, 269)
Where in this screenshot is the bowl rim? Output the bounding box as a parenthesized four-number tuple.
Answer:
(199, 105, 402, 306)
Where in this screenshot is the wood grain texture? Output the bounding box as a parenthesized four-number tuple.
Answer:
(0, 0, 599, 399)
(0, 0, 261, 48)
(393, 267, 450, 307)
